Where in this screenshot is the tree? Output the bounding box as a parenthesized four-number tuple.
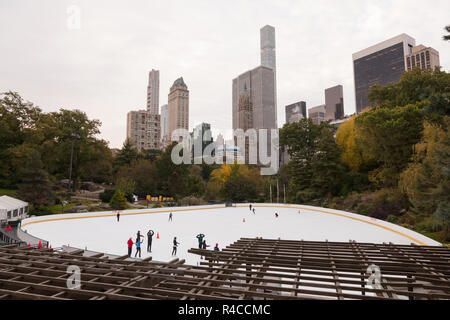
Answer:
(355, 104, 424, 186)
(336, 116, 366, 171)
(310, 124, 345, 196)
(444, 25, 450, 41)
(113, 138, 140, 171)
(368, 68, 450, 119)
(399, 118, 450, 215)
(109, 189, 127, 210)
(18, 150, 54, 208)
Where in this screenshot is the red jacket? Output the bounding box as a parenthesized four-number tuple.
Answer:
(127, 239, 133, 248)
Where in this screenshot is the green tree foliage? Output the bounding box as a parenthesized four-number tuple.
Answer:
(113, 138, 140, 171)
(399, 118, 450, 216)
(109, 189, 128, 210)
(18, 150, 54, 208)
(280, 119, 345, 202)
(444, 25, 450, 41)
(355, 104, 424, 186)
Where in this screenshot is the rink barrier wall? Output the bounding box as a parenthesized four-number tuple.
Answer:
(20, 203, 440, 246)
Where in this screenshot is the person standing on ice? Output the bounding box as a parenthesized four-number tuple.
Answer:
(136, 231, 144, 243)
(116, 212, 120, 222)
(172, 237, 180, 256)
(253, 208, 255, 214)
(196, 234, 205, 249)
(135, 239, 143, 258)
(249, 204, 252, 211)
(168, 212, 173, 222)
(147, 230, 154, 252)
(127, 238, 134, 257)
(275, 213, 279, 218)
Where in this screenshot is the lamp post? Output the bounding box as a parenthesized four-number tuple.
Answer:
(68, 133, 80, 194)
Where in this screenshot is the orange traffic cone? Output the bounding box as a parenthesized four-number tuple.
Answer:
(243, 218, 246, 223)
(298, 210, 301, 214)
(157, 232, 159, 239)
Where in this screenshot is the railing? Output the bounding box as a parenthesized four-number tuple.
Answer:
(0, 228, 26, 246)
(15, 226, 49, 247)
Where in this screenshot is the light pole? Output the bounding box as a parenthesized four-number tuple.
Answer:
(68, 133, 80, 194)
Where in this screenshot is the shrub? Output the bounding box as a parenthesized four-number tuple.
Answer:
(109, 189, 127, 210)
(100, 189, 115, 203)
(178, 196, 206, 206)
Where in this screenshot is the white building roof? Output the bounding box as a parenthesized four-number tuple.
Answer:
(352, 33, 416, 61)
(0, 195, 28, 211)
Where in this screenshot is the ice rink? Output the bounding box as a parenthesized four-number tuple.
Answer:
(21, 204, 441, 265)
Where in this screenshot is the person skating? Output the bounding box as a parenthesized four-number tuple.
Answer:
(196, 233, 205, 249)
(200, 240, 210, 259)
(147, 230, 154, 252)
(172, 237, 180, 256)
(127, 238, 133, 257)
(275, 213, 279, 218)
(168, 212, 173, 222)
(249, 204, 252, 211)
(135, 239, 143, 258)
(253, 208, 255, 214)
(213, 243, 220, 263)
(116, 212, 120, 222)
(136, 231, 144, 243)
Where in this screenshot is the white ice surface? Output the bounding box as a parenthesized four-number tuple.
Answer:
(21, 204, 441, 266)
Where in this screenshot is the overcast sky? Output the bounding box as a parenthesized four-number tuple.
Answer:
(1, 0, 449, 148)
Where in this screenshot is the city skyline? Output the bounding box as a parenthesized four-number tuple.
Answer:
(0, 1, 449, 148)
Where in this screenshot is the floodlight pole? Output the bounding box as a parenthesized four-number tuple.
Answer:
(68, 133, 80, 194)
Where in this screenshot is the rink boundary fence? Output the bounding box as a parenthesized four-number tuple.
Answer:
(20, 204, 428, 246)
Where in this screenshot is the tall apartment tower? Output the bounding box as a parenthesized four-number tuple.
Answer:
(160, 104, 168, 140)
(233, 26, 277, 132)
(260, 25, 277, 127)
(166, 77, 189, 147)
(147, 69, 160, 114)
(325, 85, 344, 121)
(126, 110, 161, 151)
(285, 101, 307, 124)
(406, 45, 440, 71)
(353, 34, 416, 114)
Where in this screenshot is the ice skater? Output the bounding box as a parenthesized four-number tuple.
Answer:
(201, 240, 210, 259)
(116, 212, 120, 222)
(147, 230, 154, 252)
(135, 238, 143, 258)
(253, 208, 255, 214)
(249, 204, 252, 211)
(196, 233, 205, 249)
(213, 243, 220, 263)
(275, 213, 279, 218)
(168, 212, 173, 222)
(136, 231, 144, 243)
(172, 237, 180, 256)
(127, 238, 134, 257)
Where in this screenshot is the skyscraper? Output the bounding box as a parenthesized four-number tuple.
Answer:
(160, 104, 168, 140)
(406, 45, 440, 71)
(285, 101, 306, 124)
(353, 34, 416, 114)
(126, 110, 161, 151)
(260, 25, 277, 127)
(232, 66, 276, 131)
(308, 105, 326, 125)
(233, 25, 277, 132)
(147, 69, 160, 114)
(325, 85, 344, 121)
(166, 77, 189, 148)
